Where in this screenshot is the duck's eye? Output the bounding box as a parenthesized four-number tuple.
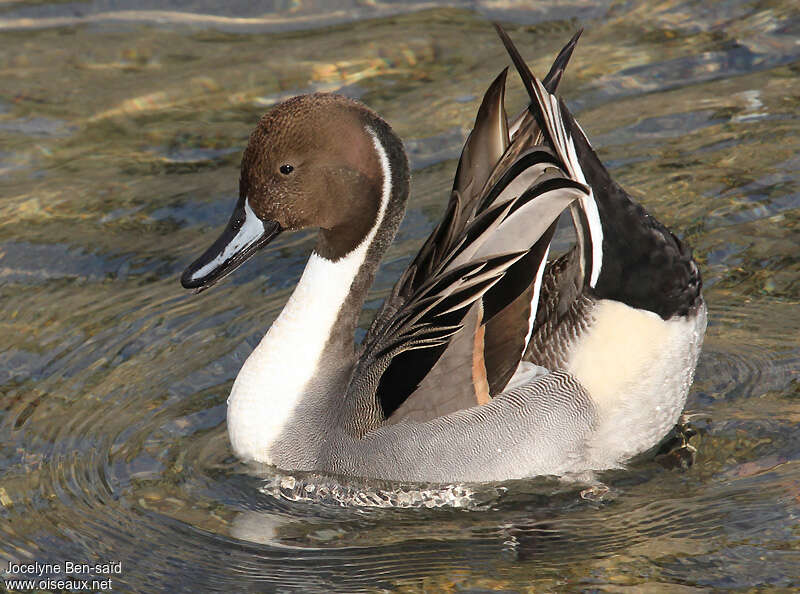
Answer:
(279, 164, 294, 175)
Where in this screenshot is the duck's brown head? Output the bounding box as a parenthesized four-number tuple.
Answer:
(181, 93, 408, 291)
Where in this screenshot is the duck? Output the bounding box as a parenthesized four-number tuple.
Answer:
(180, 25, 706, 483)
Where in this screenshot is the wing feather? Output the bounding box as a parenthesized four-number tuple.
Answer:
(349, 28, 587, 429)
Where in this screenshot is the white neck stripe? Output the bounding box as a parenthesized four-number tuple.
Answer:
(226, 124, 392, 464)
(360, 125, 392, 253)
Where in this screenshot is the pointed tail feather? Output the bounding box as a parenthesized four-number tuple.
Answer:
(542, 28, 583, 93)
(495, 24, 603, 289)
(493, 23, 538, 104)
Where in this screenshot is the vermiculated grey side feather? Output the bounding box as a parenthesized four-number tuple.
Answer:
(325, 370, 598, 482)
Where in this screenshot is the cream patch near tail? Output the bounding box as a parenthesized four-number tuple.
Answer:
(567, 299, 690, 411)
(567, 298, 706, 463)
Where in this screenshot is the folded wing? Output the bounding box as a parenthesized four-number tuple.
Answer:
(348, 27, 594, 432)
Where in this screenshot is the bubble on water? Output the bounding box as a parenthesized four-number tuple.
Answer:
(260, 473, 505, 509)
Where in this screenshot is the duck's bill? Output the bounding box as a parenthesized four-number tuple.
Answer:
(181, 196, 282, 292)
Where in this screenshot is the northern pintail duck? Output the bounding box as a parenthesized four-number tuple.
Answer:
(181, 26, 706, 482)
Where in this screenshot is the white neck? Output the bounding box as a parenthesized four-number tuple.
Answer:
(227, 126, 392, 464)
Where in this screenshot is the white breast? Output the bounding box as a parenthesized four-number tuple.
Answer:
(227, 253, 360, 463)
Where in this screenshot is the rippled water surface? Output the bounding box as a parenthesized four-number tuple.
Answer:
(1, 1, 798, 591)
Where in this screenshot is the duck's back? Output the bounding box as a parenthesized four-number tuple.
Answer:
(328, 27, 707, 481)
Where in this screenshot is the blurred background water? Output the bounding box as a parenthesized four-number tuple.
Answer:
(0, 1, 798, 591)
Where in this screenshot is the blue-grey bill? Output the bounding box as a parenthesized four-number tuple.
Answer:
(181, 196, 282, 292)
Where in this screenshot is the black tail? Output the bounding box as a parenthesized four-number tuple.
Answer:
(493, 24, 583, 98)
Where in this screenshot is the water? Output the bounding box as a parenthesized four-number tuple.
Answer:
(1, 1, 798, 591)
